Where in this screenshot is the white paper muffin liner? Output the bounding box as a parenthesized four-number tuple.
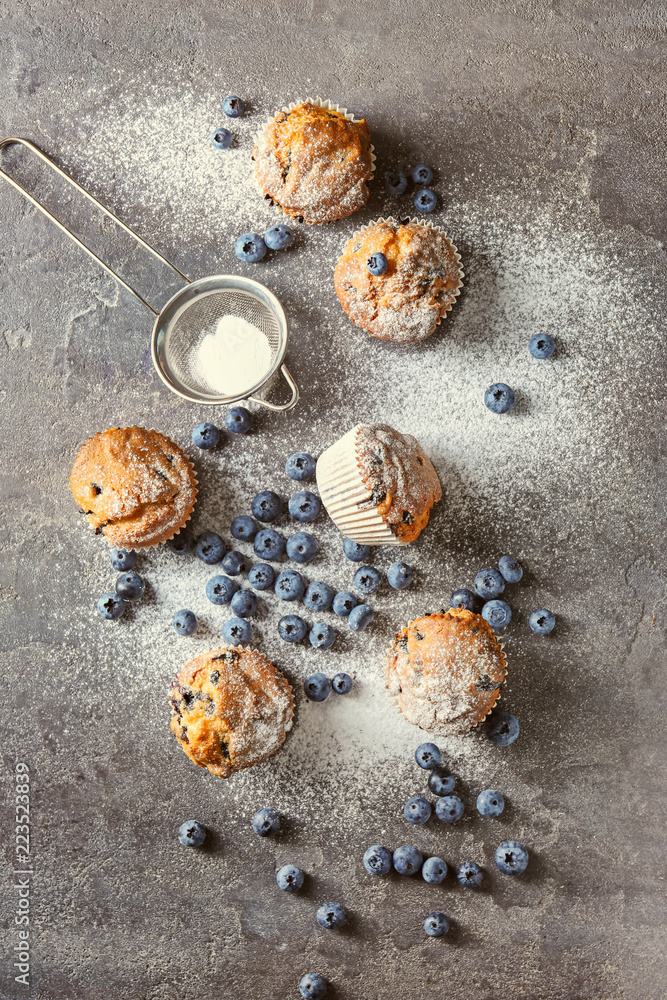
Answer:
(316, 425, 404, 546)
(253, 97, 376, 221)
(341, 215, 464, 322)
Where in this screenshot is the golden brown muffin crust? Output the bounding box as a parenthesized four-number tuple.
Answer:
(386, 609, 506, 735)
(69, 426, 197, 549)
(355, 424, 442, 543)
(170, 647, 294, 778)
(252, 102, 372, 224)
(334, 219, 462, 343)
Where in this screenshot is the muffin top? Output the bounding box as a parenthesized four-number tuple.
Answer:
(386, 609, 507, 735)
(252, 102, 372, 224)
(355, 424, 442, 543)
(170, 647, 294, 779)
(334, 218, 462, 343)
(69, 426, 197, 549)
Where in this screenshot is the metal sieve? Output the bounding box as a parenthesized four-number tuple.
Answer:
(0, 137, 299, 410)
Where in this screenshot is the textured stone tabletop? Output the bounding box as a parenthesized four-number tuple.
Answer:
(1, 3, 665, 999)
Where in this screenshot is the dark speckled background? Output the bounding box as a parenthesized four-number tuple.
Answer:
(1, 3, 666, 999)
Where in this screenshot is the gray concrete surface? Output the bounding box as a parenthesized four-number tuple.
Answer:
(1, 2, 666, 998)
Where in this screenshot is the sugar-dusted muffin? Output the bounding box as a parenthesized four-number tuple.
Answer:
(69, 426, 197, 549)
(316, 423, 441, 545)
(252, 100, 373, 224)
(170, 647, 294, 778)
(386, 609, 507, 736)
(334, 217, 463, 343)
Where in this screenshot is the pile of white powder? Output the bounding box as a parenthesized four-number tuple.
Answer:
(191, 314, 272, 396)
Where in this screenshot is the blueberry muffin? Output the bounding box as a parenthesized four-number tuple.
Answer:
(252, 101, 373, 224)
(386, 609, 507, 735)
(334, 218, 462, 343)
(316, 423, 441, 545)
(69, 426, 197, 549)
(170, 647, 294, 778)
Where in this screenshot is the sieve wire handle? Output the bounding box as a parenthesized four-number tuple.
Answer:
(248, 363, 299, 411)
(0, 137, 192, 316)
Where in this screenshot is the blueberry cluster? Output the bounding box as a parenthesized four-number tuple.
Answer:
(384, 162, 438, 213)
(209, 94, 246, 150)
(96, 548, 146, 622)
(235, 225, 294, 263)
(363, 742, 530, 936)
(303, 671, 353, 701)
(451, 554, 556, 636)
(191, 407, 254, 450)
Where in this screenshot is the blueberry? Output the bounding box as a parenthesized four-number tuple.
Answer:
(276, 864, 304, 892)
(332, 672, 353, 695)
(222, 550, 245, 576)
(498, 555, 523, 582)
(264, 224, 294, 250)
(309, 623, 335, 649)
(304, 672, 332, 702)
(316, 901, 346, 929)
(343, 538, 370, 562)
(457, 862, 483, 888)
(235, 232, 266, 263)
(206, 575, 240, 605)
(251, 490, 282, 522)
(110, 548, 137, 571)
(288, 490, 321, 522)
(484, 382, 516, 414)
(230, 588, 257, 618)
(285, 452, 316, 481)
(115, 572, 145, 601)
(166, 530, 193, 555)
(422, 857, 448, 884)
(231, 515, 258, 541)
(96, 593, 125, 620)
(304, 581, 334, 612)
(415, 742, 442, 769)
(248, 562, 276, 590)
(477, 789, 505, 817)
(278, 614, 308, 643)
(348, 604, 374, 631)
(385, 170, 408, 195)
(411, 163, 434, 185)
(484, 709, 520, 746)
(393, 845, 423, 875)
(529, 608, 556, 634)
(428, 768, 456, 796)
(192, 422, 220, 449)
(451, 587, 475, 611)
(253, 528, 285, 561)
(482, 599, 512, 629)
(225, 406, 254, 434)
(223, 95, 245, 118)
(222, 617, 252, 643)
(404, 796, 432, 825)
(529, 333, 555, 359)
(332, 591, 358, 616)
(353, 565, 381, 595)
(286, 531, 318, 564)
(494, 840, 529, 875)
(173, 609, 198, 636)
(299, 973, 327, 999)
(275, 570, 305, 601)
(210, 128, 232, 150)
(474, 567, 506, 600)
(387, 561, 413, 590)
(435, 795, 464, 824)
(414, 188, 437, 213)
(177, 820, 206, 847)
(251, 807, 280, 837)
(424, 911, 450, 937)
(194, 531, 225, 564)
(367, 252, 388, 276)
(363, 844, 392, 876)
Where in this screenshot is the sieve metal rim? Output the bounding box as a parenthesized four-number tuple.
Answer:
(150, 274, 292, 406)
